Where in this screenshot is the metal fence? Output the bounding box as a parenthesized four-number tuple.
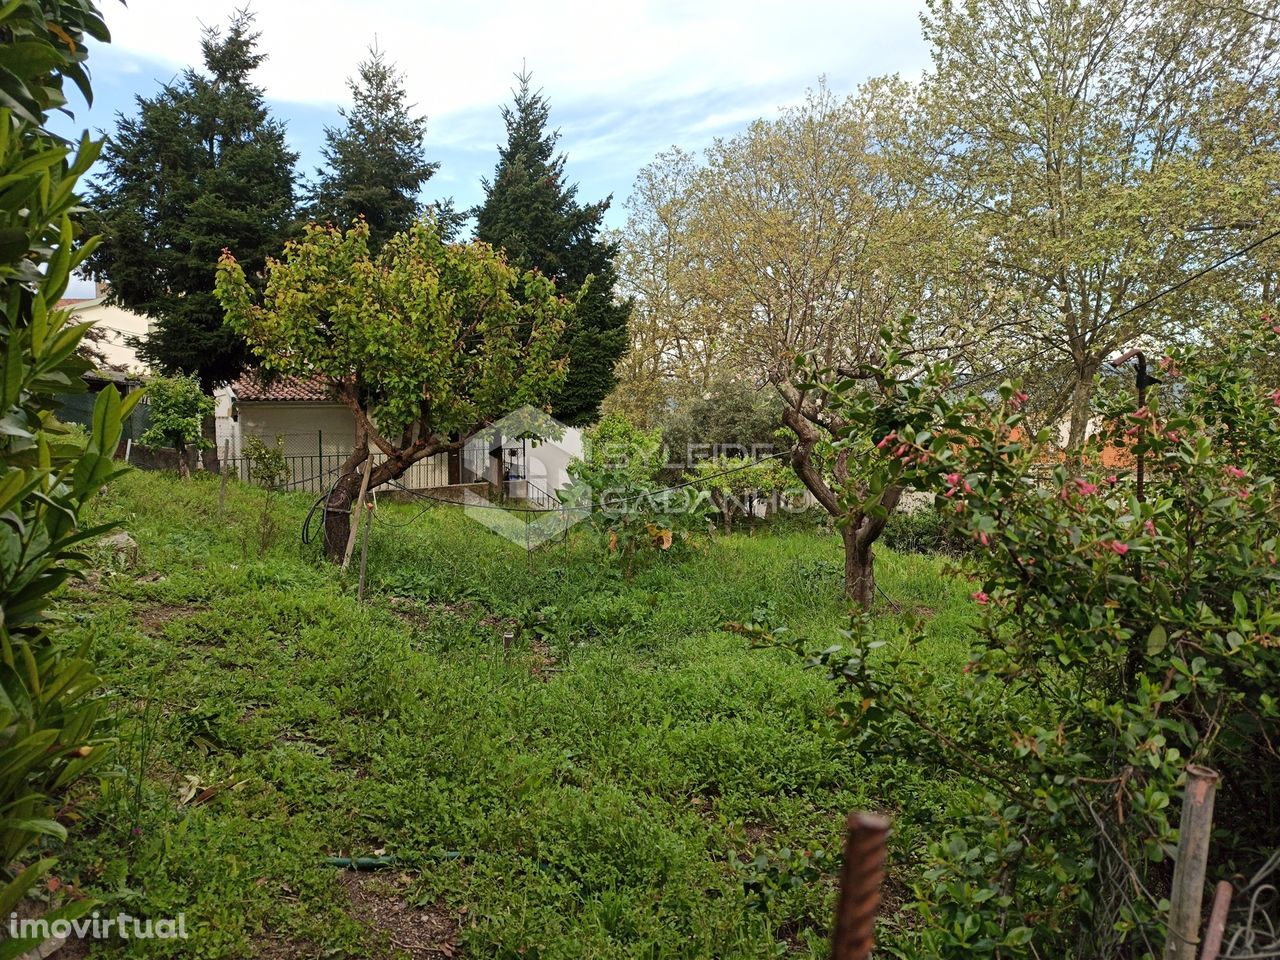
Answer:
(223, 433, 491, 495)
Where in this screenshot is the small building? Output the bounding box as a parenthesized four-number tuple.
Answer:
(227, 373, 583, 499)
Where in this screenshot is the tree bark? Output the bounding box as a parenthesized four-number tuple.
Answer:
(176, 440, 190, 479)
(323, 468, 364, 562)
(1065, 355, 1101, 470)
(783, 402, 902, 605)
(841, 524, 875, 607)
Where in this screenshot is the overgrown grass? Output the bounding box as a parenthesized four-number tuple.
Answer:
(47, 470, 973, 958)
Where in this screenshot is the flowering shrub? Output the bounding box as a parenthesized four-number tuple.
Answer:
(743, 327, 1280, 957)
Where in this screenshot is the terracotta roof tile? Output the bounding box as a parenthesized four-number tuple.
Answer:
(234, 373, 334, 402)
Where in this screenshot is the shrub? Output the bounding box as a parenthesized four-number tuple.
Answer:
(568, 416, 699, 576)
(880, 507, 970, 557)
(742, 327, 1280, 957)
(140, 374, 215, 478)
(0, 0, 133, 940)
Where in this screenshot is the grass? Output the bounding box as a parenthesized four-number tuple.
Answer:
(47, 469, 973, 958)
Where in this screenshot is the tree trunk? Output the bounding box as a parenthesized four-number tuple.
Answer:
(323, 469, 365, 563)
(723, 506, 733, 536)
(176, 440, 190, 479)
(841, 524, 875, 607)
(1065, 356, 1101, 470)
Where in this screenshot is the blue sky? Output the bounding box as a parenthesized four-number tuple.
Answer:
(58, 0, 931, 295)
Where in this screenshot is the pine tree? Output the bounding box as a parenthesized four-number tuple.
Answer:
(474, 71, 630, 425)
(308, 46, 442, 250)
(86, 11, 297, 389)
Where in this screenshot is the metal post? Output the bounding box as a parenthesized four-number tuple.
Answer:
(1164, 765, 1220, 960)
(1111, 349, 1160, 503)
(831, 812, 890, 960)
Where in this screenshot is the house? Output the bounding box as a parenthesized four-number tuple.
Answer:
(57, 283, 152, 373)
(227, 373, 584, 498)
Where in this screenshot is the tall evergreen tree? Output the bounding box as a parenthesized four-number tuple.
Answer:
(474, 71, 630, 425)
(86, 11, 297, 389)
(308, 46, 444, 250)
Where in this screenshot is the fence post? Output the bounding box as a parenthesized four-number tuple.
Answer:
(832, 812, 890, 960)
(219, 439, 230, 515)
(1164, 765, 1219, 960)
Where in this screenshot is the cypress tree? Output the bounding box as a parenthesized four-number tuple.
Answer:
(474, 71, 631, 425)
(308, 46, 446, 250)
(86, 11, 297, 390)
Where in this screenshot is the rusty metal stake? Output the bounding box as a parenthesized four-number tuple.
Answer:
(1199, 880, 1233, 960)
(1165, 765, 1220, 960)
(832, 812, 890, 960)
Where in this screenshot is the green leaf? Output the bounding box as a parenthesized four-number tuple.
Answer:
(1147, 624, 1168, 656)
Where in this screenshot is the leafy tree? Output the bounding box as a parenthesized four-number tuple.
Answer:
(474, 71, 630, 426)
(86, 11, 297, 389)
(0, 0, 138, 937)
(607, 148, 727, 425)
(659, 377, 783, 474)
(922, 0, 1280, 455)
(140, 375, 215, 479)
(307, 46, 441, 251)
(678, 81, 972, 603)
(215, 219, 575, 559)
(682, 455, 791, 535)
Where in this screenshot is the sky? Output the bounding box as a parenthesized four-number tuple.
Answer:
(58, 0, 932, 295)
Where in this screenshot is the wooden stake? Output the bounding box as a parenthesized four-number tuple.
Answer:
(1164, 765, 1219, 960)
(356, 498, 373, 601)
(342, 456, 373, 569)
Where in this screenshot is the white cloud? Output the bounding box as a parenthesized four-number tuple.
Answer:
(102, 0, 929, 124)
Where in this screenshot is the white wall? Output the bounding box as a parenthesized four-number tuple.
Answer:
(500, 427, 583, 493)
(65, 297, 153, 372)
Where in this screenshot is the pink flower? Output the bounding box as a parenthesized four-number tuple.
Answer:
(1239, 487, 1251, 500)
(1270, 389, 1280, 406)
(1106, 475, 1118, 486)
(946, 472, 961, 487)
(977, 531, 990, 547)
(1144, 519, 1156, 536)
(1226, 466, 1246, 479)
(1010, 390, 1029, 410)
(1272, 325, 1280, 336)
(1107, 540, 1129, 555)
(1075, 479, 1098, 496)
(876, 432, 896, 450)
(971, 591, 989, 605)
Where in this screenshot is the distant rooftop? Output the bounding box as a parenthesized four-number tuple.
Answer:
(233, 372, 334, 403)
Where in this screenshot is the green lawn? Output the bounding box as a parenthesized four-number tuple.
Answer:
(51, 470, 972, 958)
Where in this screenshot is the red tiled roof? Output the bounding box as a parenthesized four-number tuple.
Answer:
(56, 298, 95, 308)
(234, 373, 334, 402)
